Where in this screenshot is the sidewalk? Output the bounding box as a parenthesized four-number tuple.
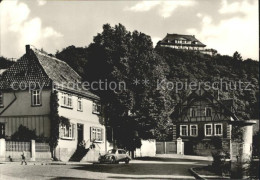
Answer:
(0, 160, 92, 165)
(155, 154, 213, 161)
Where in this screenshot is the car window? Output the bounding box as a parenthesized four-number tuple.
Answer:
(118, 150, 123, 154)
(121, 150, 126, 154)
(108, 149, 116, 154)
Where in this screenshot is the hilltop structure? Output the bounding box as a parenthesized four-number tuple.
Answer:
(157, 33, 216, 55)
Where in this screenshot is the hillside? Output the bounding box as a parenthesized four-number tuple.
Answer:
(155, 47, 259, 120)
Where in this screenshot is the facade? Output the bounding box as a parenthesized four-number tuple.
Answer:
(171, 89, 238, 156)
(157, 33, 215, 55)
(0, 45, 106, 162)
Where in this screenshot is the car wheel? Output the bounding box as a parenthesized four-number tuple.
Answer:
(111, 157, 116, 164)
(125, 158, 130, 164)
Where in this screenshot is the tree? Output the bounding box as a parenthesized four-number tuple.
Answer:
(0, 56, 14, 69)
(233, 51, 243, 61)
(85, 24, 173, 151)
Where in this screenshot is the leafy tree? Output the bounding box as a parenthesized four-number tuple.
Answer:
(0, 56, 14, 69)
(233, 51, 243, 61)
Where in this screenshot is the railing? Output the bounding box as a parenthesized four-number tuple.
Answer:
(6, 141, 31, 152)
(35, 142, 50, 152)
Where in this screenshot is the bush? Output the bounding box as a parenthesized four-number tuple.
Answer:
(11, 125, 37, 141)
(212, 150, 230, 175)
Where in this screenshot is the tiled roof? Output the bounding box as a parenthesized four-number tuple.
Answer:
(0, 45, 99, 100)
(159, 33, 206, 47)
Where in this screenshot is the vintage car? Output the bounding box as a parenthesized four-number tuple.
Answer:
(98, 149, 131, 164)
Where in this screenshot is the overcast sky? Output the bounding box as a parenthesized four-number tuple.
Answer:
(0, 0, 258, 60)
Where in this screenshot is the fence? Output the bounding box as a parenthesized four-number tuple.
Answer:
(0, 139, 51, 161)
(35, 143, 50, 152)
(6, 141, 31, 152)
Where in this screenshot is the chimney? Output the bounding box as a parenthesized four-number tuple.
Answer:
(26, 45, 30, 55)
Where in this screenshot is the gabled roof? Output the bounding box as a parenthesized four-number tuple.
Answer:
(171, 89, 239, 122)
(0, 45, 99, 100)
(159, 33, 206, 47)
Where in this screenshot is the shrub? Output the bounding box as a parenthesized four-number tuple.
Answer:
(11, 125, 37, 141)
(212, 150, 230, 175)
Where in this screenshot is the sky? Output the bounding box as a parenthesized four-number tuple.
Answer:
(0, 0, 259, 60)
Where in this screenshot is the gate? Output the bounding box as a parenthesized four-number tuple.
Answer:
(156, 141, 177, 154)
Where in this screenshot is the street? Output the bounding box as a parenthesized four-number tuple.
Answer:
(0, 157, 210, 179)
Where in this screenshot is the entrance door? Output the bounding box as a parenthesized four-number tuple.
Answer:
(77, 124, 84, 145)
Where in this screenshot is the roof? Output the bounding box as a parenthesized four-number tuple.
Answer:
(158, 33, 206, 47)
(0, 45, 99, 100)
(171, 89, 239, 122)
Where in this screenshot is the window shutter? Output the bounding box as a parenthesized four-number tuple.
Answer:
(101, 128, 104, 141)
(59, 125, 64, 138)
(90, 127, 93, 141)
(72, 124, 75, 139)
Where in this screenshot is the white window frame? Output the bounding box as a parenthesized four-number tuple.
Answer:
(190, 124, 198, 136)
(90, 127, 103, 142)
(0, 91, 3, 107)
(180, 125, 188, 136)
(31, 90, 41, 106)
(214, 123, 223, 136)
(190, 108, 196, 117)
(205, 107, 212, 117)
(61, 93, 73, 109)
(61, 123, 75, 140)
(92, 102, 101, 114)
(204, 123, 213, 136)
(77, 97, 83, 111)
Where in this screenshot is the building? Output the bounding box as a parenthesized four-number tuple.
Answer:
(157, 33, 215, 55)
(0, 45, 106, 162)
(171, 89, 238, 156)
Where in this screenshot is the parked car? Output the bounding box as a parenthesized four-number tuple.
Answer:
(98, 149, 131, 164)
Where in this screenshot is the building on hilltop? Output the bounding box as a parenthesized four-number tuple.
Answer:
(157, 33, 216, 55)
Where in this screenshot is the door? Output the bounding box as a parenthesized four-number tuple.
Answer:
(77, 124, 84, 145)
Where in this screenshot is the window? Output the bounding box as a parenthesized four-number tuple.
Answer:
(31, 90, 41, 106)
(205, 124, 213, 136)
(0, 123, 5, 138)
(0, 92, 3, 107)
(205, 107, 212, 116)
(61, 93, 73, 108)
(61, 123, 75, 139)
(118, 150, 126, 154)
(214, 123, 223, 136)
(77, 97, 83, 111)
(180, 125, 188, 136)
(92, 102, 101, 114)
(190, 125, 198, 136)
(90, 127, 103, 142)
(190, 108, 196, 117)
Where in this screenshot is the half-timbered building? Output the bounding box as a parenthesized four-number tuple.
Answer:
(171, 89, 238, 156)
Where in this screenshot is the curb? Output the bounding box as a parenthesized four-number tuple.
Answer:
(189, 167, 206, 180)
